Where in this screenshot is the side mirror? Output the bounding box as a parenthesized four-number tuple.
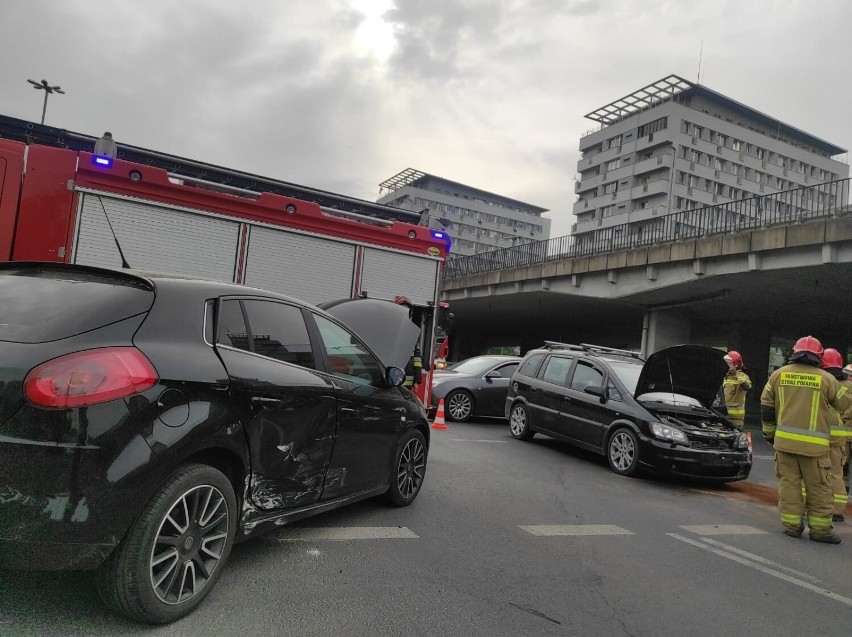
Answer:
(583, 385, 606, 400)
(386, 366, 406, 387)
(484, 371, 501, 381)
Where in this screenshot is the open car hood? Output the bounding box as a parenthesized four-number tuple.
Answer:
(634, 345, 728, 408)
(319, 298, 420, 371)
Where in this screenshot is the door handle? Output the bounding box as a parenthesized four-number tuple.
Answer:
(562, 396, 573, 402)
(529, 387, 538, 393)
(340, 407, 360, 417)
(251, 396, 282, 405)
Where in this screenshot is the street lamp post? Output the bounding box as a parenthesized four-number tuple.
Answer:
(27, 79, 65, 124)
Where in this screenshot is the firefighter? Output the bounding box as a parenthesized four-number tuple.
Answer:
(760, 336, 852, 543)
(821, 349, 852, 521)
(722, 350, 751, 430)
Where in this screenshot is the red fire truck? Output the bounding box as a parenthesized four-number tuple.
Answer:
(0, 115, 451, 406)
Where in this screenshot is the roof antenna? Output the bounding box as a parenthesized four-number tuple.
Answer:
(697, 40, 704, 84)
(96, 195, 131, 269)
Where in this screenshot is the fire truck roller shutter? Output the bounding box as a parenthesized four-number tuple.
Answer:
(74, 193, 240, 282)
(243, 226, 355, 305)
(361, 247, 440, 306)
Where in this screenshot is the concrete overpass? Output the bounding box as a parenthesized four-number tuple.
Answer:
(441, 212, 852, 424)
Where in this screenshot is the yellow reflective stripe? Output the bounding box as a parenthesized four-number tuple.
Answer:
(833, 494, 849, 504)
(775, 429, 830, 446)
(727, 408, 746, 416)
(781, 513, 803, 525)
(808, 516, 833, 530)
(809, 391, 819, 430)
(762, 424, 776, 434)
(724, 379, 740, 385)
(778, 387, 785, 422)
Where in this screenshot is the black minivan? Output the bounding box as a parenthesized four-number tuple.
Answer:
(505, 342, 751, 482)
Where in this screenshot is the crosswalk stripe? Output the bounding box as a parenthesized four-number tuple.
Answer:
(449, 439, 508, 443)
(680, 524, 767, 536)
(520, 524, 633, 536)
(273, 527, 419, 541)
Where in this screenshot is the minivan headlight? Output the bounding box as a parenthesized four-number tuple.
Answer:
(735, 432, 749, 449)
(650, 422, 688, 444)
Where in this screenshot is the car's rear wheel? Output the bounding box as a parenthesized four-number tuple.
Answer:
(97, 463, 237, 624)
(384, 429, 427, 507)
(607, 428, 641, 476)
(509, 403, 534, 440)
(445, 390, 474, 422)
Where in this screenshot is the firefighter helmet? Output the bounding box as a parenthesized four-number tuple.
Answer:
(821, 348, 843, 369)
(724, 351, 743, 367)
(792, 335, 823, 357)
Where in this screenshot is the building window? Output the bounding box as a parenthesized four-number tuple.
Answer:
(603, 181, 618, 194)
(607, 135, 622, 149)
(637, 117, 667, 138)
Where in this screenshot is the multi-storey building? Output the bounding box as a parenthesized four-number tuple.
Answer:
(573, 75, 848, 248)
(377, 168, 550, 257)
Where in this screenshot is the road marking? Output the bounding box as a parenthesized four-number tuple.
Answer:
(449, 439, 508, 443)
(274, 527, 419, 541)
(699, 537, 821, 584)
(520, 524, 633, 536)
(667, 533, 852, 608)
(680, 524, 767, 536)
(753, 455, 774, 460)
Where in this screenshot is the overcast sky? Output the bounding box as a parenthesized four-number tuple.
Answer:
(2, 1, 850, 238)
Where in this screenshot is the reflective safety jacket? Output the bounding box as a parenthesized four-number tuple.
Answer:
(722, 369, 752, 420)
(761, 363, 852, 456)
(831, 378, 852, 444)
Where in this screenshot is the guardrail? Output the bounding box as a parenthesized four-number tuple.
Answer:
(445, 178, 851, 279)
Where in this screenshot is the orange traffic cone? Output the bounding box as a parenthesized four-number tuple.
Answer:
(431, 398, 448, 430)
(746, 431, 753, 452)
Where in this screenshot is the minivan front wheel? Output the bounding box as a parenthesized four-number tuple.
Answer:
(97, 463, 237, 624)
(607, 428, 640, 477)
(509, 403, 534, 441)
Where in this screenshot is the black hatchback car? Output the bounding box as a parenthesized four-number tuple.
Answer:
(0, 263, 429, 624)
(505, 342, 751, 482)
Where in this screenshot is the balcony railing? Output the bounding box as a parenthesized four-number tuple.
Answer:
(444, 178, 851, 279)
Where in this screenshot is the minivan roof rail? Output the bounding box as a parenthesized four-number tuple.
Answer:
(542, 341, 643, 360)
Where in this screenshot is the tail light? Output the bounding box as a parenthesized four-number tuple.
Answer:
(24, 347, 158, 409)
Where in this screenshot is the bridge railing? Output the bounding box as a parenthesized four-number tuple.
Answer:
(445, 178, 851, 279)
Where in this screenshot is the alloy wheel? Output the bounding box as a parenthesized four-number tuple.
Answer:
(510, 407, 527, 436)
(447, 392, 472, 421)
(397, 437, 426, 499)
(149, 485, 230, 605)
(610, 431, 635, 471)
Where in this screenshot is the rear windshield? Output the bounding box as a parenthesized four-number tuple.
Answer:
(0, 268, 153, 343)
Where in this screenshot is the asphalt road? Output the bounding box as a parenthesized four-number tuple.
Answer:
(1, 418, 850, 636)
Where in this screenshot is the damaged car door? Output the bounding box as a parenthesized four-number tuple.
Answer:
(214, 298, 337, 511)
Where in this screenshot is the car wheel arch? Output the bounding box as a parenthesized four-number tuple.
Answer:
(603, 419, 642, 449)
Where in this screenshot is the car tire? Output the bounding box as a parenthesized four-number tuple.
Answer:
(384, 429, 428, 507)
(96, 463, 237, 624)
(445, 390, 474, 422)
(607, 428, 641, 477)
(509, 403, 534, 441)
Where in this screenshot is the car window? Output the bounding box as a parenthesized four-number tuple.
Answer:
(569, 361, 604, 391)
(217, 299, 250, 351)
(518, 353, 545, 377)
(313, 314, 384, 387)
(607, 360, 643, 395)
(541, 356, 573, 386)
(241, 300, 315, 368)
(449, 357, 504, 376)
(493, 362, 519, 378)
(607, 381, 623, 400)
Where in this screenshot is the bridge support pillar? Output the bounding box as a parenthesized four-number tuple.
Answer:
(640, 308, 693, 357)
(727, 324, 772, 429)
